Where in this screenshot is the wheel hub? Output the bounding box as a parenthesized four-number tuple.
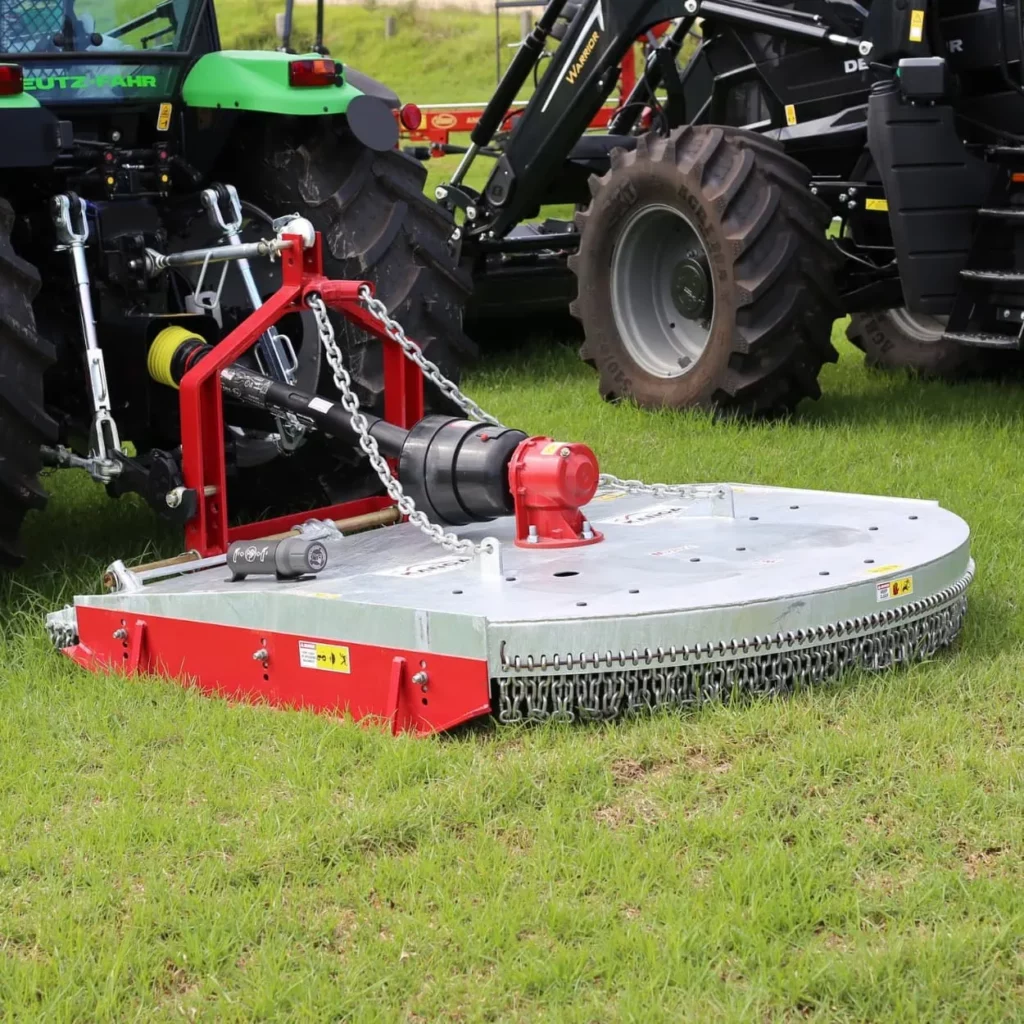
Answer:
(610, 204, 715, 380)
(670, 254, 711, 321)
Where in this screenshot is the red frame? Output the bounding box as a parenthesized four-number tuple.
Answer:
(178, 233, 424, 556)
(67, 606, 492, 737)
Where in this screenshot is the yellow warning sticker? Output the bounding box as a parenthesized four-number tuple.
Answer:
(156, 102, 172, 131)
(541, 441, 565, 455)
(298, 640, 350, 673)
(785, 104, 797, 126)
(876, 576, 913, 602)
(865, 197, 889, 212)
(909, 9, 924, 43)
(865, 563, 902, 575)
(592, 489, 627, 502)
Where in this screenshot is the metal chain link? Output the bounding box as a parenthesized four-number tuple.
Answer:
(493, 576, 971, 724)
(355, 286, 736, 500)
(357, 285, 500, 426)
(307, 292, 492, 557)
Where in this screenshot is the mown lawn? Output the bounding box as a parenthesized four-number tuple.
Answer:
(1, 5, 1022, 1022)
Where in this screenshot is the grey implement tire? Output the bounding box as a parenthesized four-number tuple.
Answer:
(569, 126, 840, 415)
(0, 199, 56, 567)
(846, 309, 976, 376)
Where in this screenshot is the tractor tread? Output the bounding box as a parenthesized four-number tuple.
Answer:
(0, 197, 57, 567)
(572, 125, 839, 416)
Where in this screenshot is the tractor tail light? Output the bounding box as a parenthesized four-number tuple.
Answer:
(399, 103, 422, 131)
(288, 58, 338, 87)
(0, 64, 23, 96)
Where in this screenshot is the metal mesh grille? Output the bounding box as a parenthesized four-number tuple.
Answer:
(1, 0, 63, 53)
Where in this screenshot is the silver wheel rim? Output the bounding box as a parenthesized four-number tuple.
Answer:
(610, 203, 715, 379)
(887, 307, 948, 344)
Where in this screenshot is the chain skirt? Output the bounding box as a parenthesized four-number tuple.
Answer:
(494, 582, 970, 725)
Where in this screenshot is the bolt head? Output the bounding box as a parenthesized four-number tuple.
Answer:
(847, 201, 856, 210)
(466, 207, 477, 220)
(684, 0, 698, 12)
(559, 446, 571, 457)
(165, 488, 182, 508)
(810, 186, 818, 195)
(435, 186, 447, 200)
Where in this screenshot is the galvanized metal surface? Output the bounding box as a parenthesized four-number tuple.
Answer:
(68, 484, 972, 680)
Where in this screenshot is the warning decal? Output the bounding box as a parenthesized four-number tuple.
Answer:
(377, 555, 471, 578)
(299, 640, 351, 673)
(784, 103, 797, 125)
(876, 576, 913, 602)
(598, 504, 691, 526)
(865, 197, 889, 212)
(156, 102, 172, 131)
(909, 9, 924, 42)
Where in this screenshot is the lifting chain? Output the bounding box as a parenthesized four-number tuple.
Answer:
(307, 292, 494, 558)
(349, 286, 709, 501)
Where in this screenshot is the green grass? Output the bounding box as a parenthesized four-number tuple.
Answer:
(1, 8, 1022, 1021)
(2, 331, 1023, 1021)
(215, 0, 534, 101)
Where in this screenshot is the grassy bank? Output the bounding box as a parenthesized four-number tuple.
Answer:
(0, 7, 1021, 1022)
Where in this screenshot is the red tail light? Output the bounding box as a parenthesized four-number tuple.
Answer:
(0, 64, 23, 97)
(288, 58, 338, 88)
(399, 103, 422, 131)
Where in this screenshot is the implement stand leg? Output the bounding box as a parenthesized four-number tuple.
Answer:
(387, 656, 406, 735)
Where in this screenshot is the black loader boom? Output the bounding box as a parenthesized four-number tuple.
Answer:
(448, 0, 1024, 411)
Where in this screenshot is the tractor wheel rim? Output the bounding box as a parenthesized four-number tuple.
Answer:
(887, 308, 948, 344)
(610, 203, 714, 380)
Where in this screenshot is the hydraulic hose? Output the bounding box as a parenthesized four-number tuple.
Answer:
(470, 0, 571, 149)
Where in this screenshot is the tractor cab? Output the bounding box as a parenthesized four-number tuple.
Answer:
(0, 0, 204, 104)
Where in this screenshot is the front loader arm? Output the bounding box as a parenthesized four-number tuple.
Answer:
(473, 0, 672, 237)
(460, 0, 874, 238)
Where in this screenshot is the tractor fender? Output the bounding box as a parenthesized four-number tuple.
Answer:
(181, 50, 363, 116)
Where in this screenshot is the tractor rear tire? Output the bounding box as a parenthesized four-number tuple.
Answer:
(569, 126, 840, 416)
(846, 308, 977, 376)
(233, 119, 475, 413)
(0, 199, 56, 567)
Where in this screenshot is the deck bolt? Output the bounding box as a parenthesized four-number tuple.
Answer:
(559, 446, 571, 457)
(847, 200, 856, 210)
(112, 628, 127, 640)
(412, 670, 429, 687)
(581, 519, 594, 540)
(253, 648, 269, 664)
(527, 525, 539, 544)
(839, 192, 848, 203)
(466, 206, 477, 220)
(435, 186, 447, 200)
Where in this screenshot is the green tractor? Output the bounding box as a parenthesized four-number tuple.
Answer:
(0, 0, 472, 566)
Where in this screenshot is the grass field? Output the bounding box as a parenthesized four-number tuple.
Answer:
(1, 6, 1023, 1021)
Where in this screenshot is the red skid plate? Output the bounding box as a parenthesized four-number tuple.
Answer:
(67, 606, 492, 737)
